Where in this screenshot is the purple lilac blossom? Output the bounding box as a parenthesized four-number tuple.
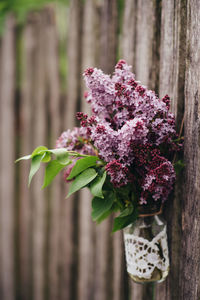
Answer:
(141, 158, 175, 204)
(90, 123, 117, 162)
(82, 60, 178, 203)
(117, 118, 149, 165)
(105, 159, 130, 187)
(58, 60, 179, 204)
(83, 67, 115, 119)
(56, 127, 95, 156)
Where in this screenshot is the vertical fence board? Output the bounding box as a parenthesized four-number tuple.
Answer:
(180, 0, 200, 299)
(0, 15, 15, 300)
(31, 14, 47, 300)
(65, 0, 82, 130)
(77, 1, 97, 299)
(135, 0, 154, 85)
(19, 17, 38, 300)
(135, 0, 161, 90)
(157, 1, 186, 299)
(159, 0, 186, 121)
(59, 1, 82, 300)
(121, 0, 136, 66)
(121, 2, 142, 299)
(99, 0, 118, 74)
(78, 189, 94, 300)
(42, 7, 61, 300)
(123, 1, 161, 299)
(93, 2, 118, 300)
(112, 231, 125, 300)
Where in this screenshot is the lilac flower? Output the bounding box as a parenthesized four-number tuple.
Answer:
(140, 156, 176, 204)
(151, 118, 176, 145)
(56, 127, 95, 156)
(105, 159, 130, 187)
(90, 123, 117, 162)
(83, 67, 115, 119)
(117, 118, 149, 165)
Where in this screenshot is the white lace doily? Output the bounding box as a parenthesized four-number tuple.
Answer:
(123, 226, 169, 279)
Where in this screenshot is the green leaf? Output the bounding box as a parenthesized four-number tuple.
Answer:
(50, 148, 70, 165)
(67, 156, 98, 179)
(95, 202, 119, 224)
(28, 154, 45, 186)
(42, 159, 70, 189)
(112, 208, 138, 233)
(15, 154, 31, 163)
(15, 146, 49, 163)
(117, 204, 133, 218)
(90, 171, 106, 198)
(67, 168, 97, 198)
(174, 160, 184, 175)
(91, 191, 115, 221)
(42, 152, 51, 163)
(31, 146, 48, 157)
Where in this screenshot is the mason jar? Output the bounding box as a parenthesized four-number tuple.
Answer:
(123, 205, 169, 283)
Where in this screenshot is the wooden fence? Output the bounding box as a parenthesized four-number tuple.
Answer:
(0, 1, 199, 299)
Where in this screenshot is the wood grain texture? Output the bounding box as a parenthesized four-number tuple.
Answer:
(19, 17, 38, 300)
(77, 189, 95, 300)
(123, 1, 162, 299)
(159, 0, 186, 124)
(157, 1, 186, 299)
(59, 2, 83, 300)
(65, 0, 82, 129)
(121, 0, 137, 66)
(99, 0, 118, 74)
(180, 0, 200, 299)
(42, 7, 61, 300)
(77, 1, 97, 299)
(112, 230, 125, 300)
(30, 13, 47, 300)
(135, 0, 161, 91)
(93, 219, 113, 300)
(0, 15, 15, 300)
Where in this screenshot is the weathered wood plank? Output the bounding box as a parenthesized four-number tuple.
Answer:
(0, 15, 15, 300)
(59, 1, 83, 300)
(19, 16, 38, 300)
(93, 2, 119, 300)
(121, 0, 136, 66)
(121, 1, 162, 299)
(81, 0, 97, 110)
(121, 2, 143, 298)
(78, 189, 94, 300)
(42, 7, 61, 300)
(99, 0, 118, 74)
(135, 0, 161, 90)
(77, 1, 98, 299)
(30, 13, 47, 300)
(64, 0, 82, 130)
(93, 219, 113, 300)
(112, 230, 125, 300)
(159, 0, 186, 124)
(157, 1, 186, 299)
(180, 0, 200, 299)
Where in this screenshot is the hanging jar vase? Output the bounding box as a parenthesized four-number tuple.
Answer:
(123, 203, 169, 283)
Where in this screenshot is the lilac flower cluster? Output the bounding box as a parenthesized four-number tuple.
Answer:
(56, 127, 95, 156)
(56, 127, 96, 181)
(57, 60, 180, 204)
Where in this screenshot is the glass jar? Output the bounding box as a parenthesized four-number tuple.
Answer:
(123, 207, 169, 283)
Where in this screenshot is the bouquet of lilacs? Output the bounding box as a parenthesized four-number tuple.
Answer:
(17, 60, 183, 232)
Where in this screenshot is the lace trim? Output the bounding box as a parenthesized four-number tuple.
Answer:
(123, 226, 169, 279)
